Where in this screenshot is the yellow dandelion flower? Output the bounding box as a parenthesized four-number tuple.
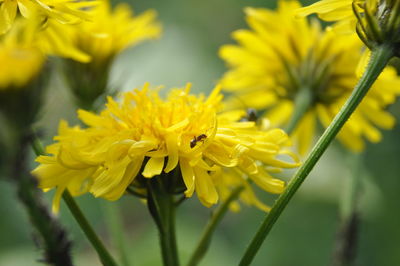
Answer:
(30, 15, 91, 62)
(0, 0, 94, 34)
(31, 83, 298, 213)
(62, 0, 161, 109)
(219, 0, 400, 154)
(0, 21, 45, 89)
(71, 0, 161, 64)
(0, 20, 48, 130)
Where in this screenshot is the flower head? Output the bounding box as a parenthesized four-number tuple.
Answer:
(32, 83, 298, 213)
(0, 25, 44, 89)
(0, 0, 95, 62)
(0, 20, 48, 130)
(71, 0, 161, 64)
(62, 0, 162, 109)
(219, 0, 400, 154)
(299, 0, 400, 51)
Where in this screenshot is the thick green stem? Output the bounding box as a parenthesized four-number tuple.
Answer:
(187, 186, 244, 266)
(147, 178, 179, 266)
(238, 45, 394, 266)
(285, 87, 313, 135)
(31, 133, 118, 266)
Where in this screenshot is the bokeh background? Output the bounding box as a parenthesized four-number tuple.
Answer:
(1, 0, 399, 265)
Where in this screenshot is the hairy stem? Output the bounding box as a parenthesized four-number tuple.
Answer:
(31, 133, 118, 266)
(14, 133, 73, 266)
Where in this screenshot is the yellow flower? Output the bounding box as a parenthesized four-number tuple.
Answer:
(0, 21, 45, 89)
(0, 0, 93, 34)
(32, 83, 298, 213)
(0, 0, 95, 62)
(71, 0, 161, 64)
(30, 16, 91, 62)
(62, 0, 161, 109)
(219, 0, 400, 155)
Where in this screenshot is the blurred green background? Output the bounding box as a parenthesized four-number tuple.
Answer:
(1, 0, 400, 265)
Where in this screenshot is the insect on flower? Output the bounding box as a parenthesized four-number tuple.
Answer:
(190, 134, 207, 148)
(240, 108, 258, 122)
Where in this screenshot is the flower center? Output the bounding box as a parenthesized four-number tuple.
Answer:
(277, 46, 346, 105)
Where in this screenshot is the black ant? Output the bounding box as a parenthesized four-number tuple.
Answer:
(190, 134, 207, 148)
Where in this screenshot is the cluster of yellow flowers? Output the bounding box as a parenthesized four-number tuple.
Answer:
(22, 0, 400, 213)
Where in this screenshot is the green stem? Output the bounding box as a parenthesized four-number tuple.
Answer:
(63, 192, 118, 266)
(285, 87, 313, 135)
(147, 178, 179, 266)
(31, 132, 118, 266)
(238, 45, 394, 266)
(187, 185, 244, 266)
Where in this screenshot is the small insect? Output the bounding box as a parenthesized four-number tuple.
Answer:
(190, 134, 207, 148)
(239, 108, 258, 122)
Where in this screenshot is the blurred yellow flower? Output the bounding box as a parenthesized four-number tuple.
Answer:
(219, 0, 400, 154)
(31, 16, 91, 62)
(71, 0, 161, 64)
(0, 0, 93, 34)
(32, 83, 298, 213)
(62, 0, 161, 109)
(0, 22, 44, 89)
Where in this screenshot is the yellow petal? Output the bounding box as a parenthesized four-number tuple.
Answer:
(194, 167, 218, 207)
(0, 0, 17, 33)
(142, 157, 165, 178)
(179, 158, 195, 197)
(164, 134, 179, 173)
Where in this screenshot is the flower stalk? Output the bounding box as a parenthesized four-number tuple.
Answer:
(104, 204, 132, 266)
(187, 185, 244, 266)
(62, 192, 118, 266)
(285, 87, 313, 135)
(31, 133, 118, 266)
(238, 44, 394, 266)
(147, 177, 179, 266)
